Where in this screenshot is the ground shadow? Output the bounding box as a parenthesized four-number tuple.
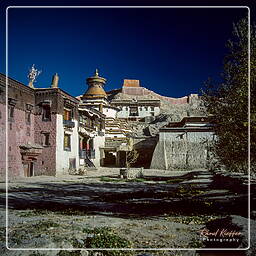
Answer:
(0, 175, 250, 218)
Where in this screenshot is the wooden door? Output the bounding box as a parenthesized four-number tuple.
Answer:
(23, 162, 34, 177)
(23, 163, 29, 177)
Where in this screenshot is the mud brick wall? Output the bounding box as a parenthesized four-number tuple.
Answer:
(8, 108, 35, 178)
(34, 114, 57, 176)
(35, 88, 79, 118)
(0, 74, 36, 179)
(0, 73, 81, 179)
(34, 88, 79, 176)
(0, 80, 6, 179)
(0, 103, 6, 179)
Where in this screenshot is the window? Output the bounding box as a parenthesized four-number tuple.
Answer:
(8, 106, 14, 121)
(129, 106, 138, 116)
(42, 105, 51, 121)
(42, 133, 50, 146)
(85, 117, 90, 127)
(25, 112, 31, 124)
(178, 133, 184, 140)
(8, 98, 17, 121)
(64, 134, 71, 151)
(150, 106, 154, 111)
(26, 127, 31, 136)
(100, 121, 105, 131)
(63, 109, 72, 121)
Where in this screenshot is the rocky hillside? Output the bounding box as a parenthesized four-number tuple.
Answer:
(109, 91, 208, 137)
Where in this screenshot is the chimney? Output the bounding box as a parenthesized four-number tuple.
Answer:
(51, 73, 59, 88)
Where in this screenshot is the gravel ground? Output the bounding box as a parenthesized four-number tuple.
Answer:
(0, 168, 254, 256)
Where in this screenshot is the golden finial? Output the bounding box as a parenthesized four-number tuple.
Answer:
(95, 68, 99, 76)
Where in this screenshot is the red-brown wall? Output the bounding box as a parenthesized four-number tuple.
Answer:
(34, 114, 57, 176)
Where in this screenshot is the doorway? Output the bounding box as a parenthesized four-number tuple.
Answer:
(23, 162, 34, 177)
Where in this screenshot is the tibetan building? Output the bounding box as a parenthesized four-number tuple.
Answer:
(0, 67, 214, 179)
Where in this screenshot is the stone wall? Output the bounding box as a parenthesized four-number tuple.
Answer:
(122, 86, 191, 104)
(151, 131, 214, 170)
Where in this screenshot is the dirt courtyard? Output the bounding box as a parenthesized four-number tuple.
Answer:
(0, 168, 254, 256)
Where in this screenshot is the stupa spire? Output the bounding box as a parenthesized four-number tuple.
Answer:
(82, 69, 107, 100)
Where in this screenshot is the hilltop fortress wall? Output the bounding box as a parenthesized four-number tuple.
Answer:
(121, 79, 199, 105)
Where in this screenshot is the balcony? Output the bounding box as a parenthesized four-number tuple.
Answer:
(79, 122, 96, 131)
(63, 120, 75, 128)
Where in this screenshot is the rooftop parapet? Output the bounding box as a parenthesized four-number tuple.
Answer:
(123, 79, 140, 87)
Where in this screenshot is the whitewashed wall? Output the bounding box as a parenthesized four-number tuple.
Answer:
(92, 135, 105, 167)
(103, 107, 117, 118)
(104, 132, 125, 138)
(116, 106, 160, 118)
(151, 130, 215, 170)
(55, 114, 79, 175)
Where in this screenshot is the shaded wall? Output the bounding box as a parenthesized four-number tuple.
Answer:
(133, 137, 158, 168)
(0, 103, 6, 179)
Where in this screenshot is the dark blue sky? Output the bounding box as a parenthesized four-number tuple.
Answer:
(5, 6, 248, 97)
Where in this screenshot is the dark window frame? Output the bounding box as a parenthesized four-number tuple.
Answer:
(42, 132, 50, 147)
(63, 108, 73, 121)
(8, 105, 14, 121)
(25, 111, 31, 125)
(42, 105, 51, 121)
(64, 133, 71, 151)
(129, 106, 139, 116)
